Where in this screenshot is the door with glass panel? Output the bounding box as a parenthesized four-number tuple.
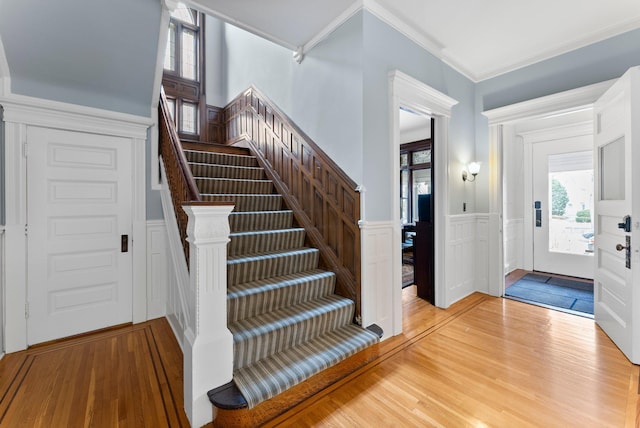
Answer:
(532, 135, 594, 279)
(593, 67, 640, 364)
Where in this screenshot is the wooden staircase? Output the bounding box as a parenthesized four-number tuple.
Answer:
(182, 144, 381, 426)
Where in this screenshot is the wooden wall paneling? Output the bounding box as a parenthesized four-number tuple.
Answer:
(223, 87, 362, 318)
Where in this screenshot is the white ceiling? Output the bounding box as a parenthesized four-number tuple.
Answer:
(192, 0, 640, 82)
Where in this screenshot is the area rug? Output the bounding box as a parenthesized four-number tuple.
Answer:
(505, 273, 593, 315)
(402, 264, 414, 288)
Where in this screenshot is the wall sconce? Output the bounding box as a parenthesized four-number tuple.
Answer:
(462, 162, 481, 182)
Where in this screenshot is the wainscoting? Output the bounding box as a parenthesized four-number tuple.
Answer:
(147, 221, 168, 320)
(360, 221, 395, 336)
(504, 218, 524, 275)
(447, 215, 484, 304)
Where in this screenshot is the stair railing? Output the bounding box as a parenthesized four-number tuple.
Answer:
(223, 86, 363, 320)
(158, 89, 234, 427)
(158, 89, 202, 262)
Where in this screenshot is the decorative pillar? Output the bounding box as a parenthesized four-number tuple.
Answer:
(182, 203, 234, 428)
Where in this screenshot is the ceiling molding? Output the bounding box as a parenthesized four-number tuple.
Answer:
(482, 79, 615, 125)
(302, 1, 362, 55)
(188, 0, 297, 51)
(475, 16, 640, 81)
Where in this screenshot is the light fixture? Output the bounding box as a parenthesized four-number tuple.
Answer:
(462, 162, 481, 182)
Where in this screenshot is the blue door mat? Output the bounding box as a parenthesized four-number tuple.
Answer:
(505, 273, 593, 315)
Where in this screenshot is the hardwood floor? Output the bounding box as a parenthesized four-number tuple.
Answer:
(1, 289, 638, 427)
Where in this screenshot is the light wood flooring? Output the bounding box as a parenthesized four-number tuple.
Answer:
(1, 288, 638, 427)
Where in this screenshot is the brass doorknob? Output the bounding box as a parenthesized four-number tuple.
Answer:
(616, 243, 628, 251)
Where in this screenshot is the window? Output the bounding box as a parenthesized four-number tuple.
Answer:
(400, 140, 432, 224)
(162, 2, 203, 139)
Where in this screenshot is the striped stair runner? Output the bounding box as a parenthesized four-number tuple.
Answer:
(184, 148, 380, 409)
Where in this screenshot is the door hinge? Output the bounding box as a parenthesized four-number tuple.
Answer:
(24, 224, 28, 236)
(22, 141, 28, 158)
(25, 302, 29, 319)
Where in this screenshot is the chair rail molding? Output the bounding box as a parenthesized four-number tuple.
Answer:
(0, 95, 151, 352)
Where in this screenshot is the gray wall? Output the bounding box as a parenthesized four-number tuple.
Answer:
(205, 15, 226, 107)
(0, 0, 162, 117)
(0, 110, 4, 225)
(361, 12, 476, 218)
(0, 0, 164, 221)
(219, 11, 477, 221)
(474, 27, 640, 213)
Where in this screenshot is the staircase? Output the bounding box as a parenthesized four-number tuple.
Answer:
(183, 146, 380, 415)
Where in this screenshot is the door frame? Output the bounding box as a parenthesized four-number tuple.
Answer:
(483, 80, 615, 298)
(521, 122, 594, 275)
(1, 93, 151, 352)
(389, 71, 457, 334)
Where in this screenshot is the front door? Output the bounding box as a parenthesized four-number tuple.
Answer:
(532, 136, 594, 279)
(27, 127, 133, 345)
(593, 67, 640, 364)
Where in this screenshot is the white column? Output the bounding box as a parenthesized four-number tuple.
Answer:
(182, 203, 234, 428)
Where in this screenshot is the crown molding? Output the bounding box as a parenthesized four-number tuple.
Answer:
(301, 1, 363, 55)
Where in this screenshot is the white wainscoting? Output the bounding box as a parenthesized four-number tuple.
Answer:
(360, 221, 397, 337)
(504, 218, 524, 275)
(147, 220, 168, 320)
(447, 214, 480, 304)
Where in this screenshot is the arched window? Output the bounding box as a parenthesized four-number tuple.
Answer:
(163, 2, 204, 140)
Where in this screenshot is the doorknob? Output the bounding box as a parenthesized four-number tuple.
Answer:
(616, 243, 628, 251)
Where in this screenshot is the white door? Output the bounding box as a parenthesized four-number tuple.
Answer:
(593, 67, 640, 364)
(27, 127, 133, 345)
(532, 136, 594, 279)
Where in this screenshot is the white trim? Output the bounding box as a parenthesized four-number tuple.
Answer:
(148, 4, 172, 191)
(1, 97, 151, 352)
(385, 70, 457, 336)
(483, 80, 615, 125)
(188, 1, 296, 51)
(483, 81, 614, 299)
(0, 93, 152, 138)
(302, 2, 363, 56)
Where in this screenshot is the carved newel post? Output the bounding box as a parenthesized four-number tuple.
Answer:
(182, 203, 234, 427)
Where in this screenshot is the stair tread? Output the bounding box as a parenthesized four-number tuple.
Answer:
(229, 294, 353, 339)
(229, 227, 304, 237)
(227, 269, 333, 298)
(232, 325, 379, 408)
(227, 247, 318, 263)
(184, 149, 256, 160)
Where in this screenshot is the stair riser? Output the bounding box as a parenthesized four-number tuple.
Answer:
(202, 195, 283, 212)
(228, 230, 305, 256)
(229, 211, 293, 232)
(196, 178, 273, 195)
(184, 150, 258, 167)
(190, 163, 265, 180)
(227, 272, 336, 323)
(227, 250, 319, 286)
(231, 299, 355, 369)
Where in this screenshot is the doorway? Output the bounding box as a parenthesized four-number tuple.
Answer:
(398, 111, 434, 299)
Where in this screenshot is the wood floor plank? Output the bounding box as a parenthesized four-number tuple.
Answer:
(0, 291, 637, 427)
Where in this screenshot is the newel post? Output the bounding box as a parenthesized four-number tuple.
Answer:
(182, 203, 234, 427)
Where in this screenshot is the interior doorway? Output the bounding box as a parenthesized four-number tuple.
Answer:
(500, 105, 596, 316)
(398, 108, 435, 304)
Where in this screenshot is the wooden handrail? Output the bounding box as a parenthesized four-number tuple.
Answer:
(158, 89, 202, 261)
(223, 86, 363, 320)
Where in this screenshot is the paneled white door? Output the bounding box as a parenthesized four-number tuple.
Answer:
(27, 127, 133, 345)
(593, 67, 640, 364)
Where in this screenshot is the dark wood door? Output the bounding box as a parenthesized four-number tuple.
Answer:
(414, 221, 434, 304)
